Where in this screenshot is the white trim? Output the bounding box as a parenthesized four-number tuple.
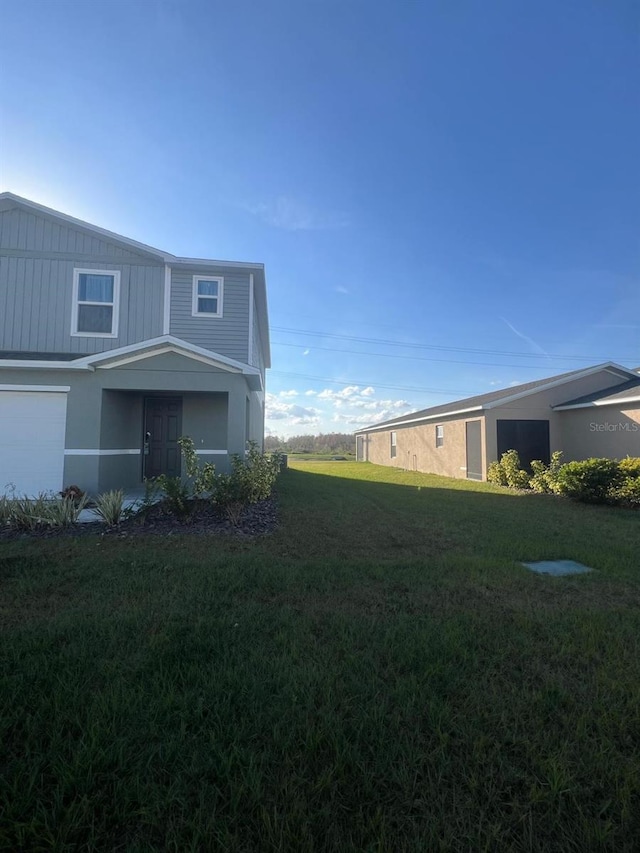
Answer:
(0, 384, 71, 392)
(248, 272, 255, 365)
(64, 449, 141, 456)
(483, 363, 638, 410)
(191, 275, 224, 318)
(74, 334, 261, 375)
(97, 345, 242, 373)
(595, 395, 640, 406)
(163, 264, 171, 334)
(554, 394, 640, 411)
(71, 268, 120, 338)
(0, 359, 93, 370)
(195, 449, 228, 455)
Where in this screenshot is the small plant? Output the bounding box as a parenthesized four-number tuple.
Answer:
(487, 450, 530, 489)
(213, 442, 283, 525)
(157, 475, 193, 521)
(530, 451, 564, 494)
(45, 494, 90, 528)
(9, 493, 54, 531)
(93, 490, 131, 526)
(178, 436, 216, 496)
(612, 476, 640, 508)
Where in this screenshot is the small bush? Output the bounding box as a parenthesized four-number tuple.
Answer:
(610, 475, 640, 508)
(555, 458, 623, 504)
(487, 450, 530, 489)
(45, 494, 89, 527)
(178, 436, 216, 496)
(93, 490, 131, 526)
(157, 475, 193, 521)
(530, 451, 564, 494)
(213, 442, 283, 524)
(618, 457, 640, 479)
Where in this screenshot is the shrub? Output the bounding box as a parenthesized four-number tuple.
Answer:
(93, 490, 131, 526)
(555, 458, 623, 504)
(612, 476, 640, 508)
(618, 457, 640, 479)
(530, 451, 564, 494)
(213, 442, 283, 524)
(45, 494, 89, 527)
(60, 485, 86, 504)
(178, 436, 216, 496)
(487, 460, 508, 486)
(156, 475, 193, 521)
(487, 450, 530, 489)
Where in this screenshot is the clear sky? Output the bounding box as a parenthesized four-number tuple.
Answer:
(1, 0, 638, 437)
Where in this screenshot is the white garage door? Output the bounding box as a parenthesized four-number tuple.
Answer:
(0, 386, 68, 496)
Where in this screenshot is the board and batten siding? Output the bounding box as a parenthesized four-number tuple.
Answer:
(0, 208, 165, 354)
(170, 267, 250, 363)
(251, 303, 265, 375)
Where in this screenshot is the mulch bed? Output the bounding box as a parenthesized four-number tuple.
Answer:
(0, 497, 279, 541)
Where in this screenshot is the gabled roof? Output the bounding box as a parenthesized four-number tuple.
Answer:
(553, 376, 640, 409)
(354, 363, 639, 433)
(0, 192, 271, 368)
(0, 336, 264, 389)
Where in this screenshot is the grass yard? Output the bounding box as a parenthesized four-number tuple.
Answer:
(1, 460, 639, 851)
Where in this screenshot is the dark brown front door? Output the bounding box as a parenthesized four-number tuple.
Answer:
(143, 397, 182, 479)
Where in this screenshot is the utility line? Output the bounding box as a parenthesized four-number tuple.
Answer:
(271, 325, 635, 363)
(271, 340, 584, 371)
(269, 370, 471, 395)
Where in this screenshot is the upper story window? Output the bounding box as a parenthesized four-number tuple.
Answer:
(390, 431, 397, 458)
(436, 424, 444, 447)
(72, 269, 120, 337)
(192, 275, 224, 317)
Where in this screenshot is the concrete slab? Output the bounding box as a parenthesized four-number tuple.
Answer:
(521, 560, 595, 577)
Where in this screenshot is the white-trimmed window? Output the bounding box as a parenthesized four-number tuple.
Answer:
(192, 275, 224, 317)
(72, 269, 120, 337)
(436, 424, 444, 447)
(390, 431, 397, 458)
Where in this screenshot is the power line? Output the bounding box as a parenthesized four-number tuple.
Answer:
(271, 325, 636, 363)
(269, 370, 471, 395)
(272, 340, 584, 371)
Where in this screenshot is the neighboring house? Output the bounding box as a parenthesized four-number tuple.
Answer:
(355, 363, 640, 480)
(0, 193, 270, 495)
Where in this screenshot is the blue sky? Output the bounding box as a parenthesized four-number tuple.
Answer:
(1, 0, 638, 436)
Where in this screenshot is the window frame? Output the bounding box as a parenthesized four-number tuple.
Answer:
(436, 424, 444, 447)
(192, 275, 224, 318)
(390, 431, 397, 458)
(71, 268, 120, 338)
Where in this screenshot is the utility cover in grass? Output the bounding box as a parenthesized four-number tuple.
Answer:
(521, 560, 595, 577)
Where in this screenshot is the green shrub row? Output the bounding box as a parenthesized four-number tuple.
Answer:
(155, 437, 283, 524)
(487, 451, 640, 507)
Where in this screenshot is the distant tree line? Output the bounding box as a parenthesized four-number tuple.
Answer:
(264, 433, 355, 455)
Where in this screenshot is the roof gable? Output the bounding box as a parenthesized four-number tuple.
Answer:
(355, 363, 639, 433)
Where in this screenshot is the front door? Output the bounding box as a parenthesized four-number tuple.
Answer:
(143, 397, 182, 479)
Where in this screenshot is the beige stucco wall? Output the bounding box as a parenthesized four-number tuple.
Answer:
(559, 404, 640, 460)
(483, 369, 631, 465)
(362, 414, 485, 480)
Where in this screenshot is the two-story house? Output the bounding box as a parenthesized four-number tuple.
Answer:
(0, 193, 270, 495)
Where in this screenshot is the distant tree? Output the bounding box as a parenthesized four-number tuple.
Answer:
(263, 432, 355, 455)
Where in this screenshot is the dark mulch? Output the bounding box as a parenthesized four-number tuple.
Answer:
(0, 497, 279, 541)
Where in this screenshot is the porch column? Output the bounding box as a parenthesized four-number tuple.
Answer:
(227, 390, 247, 458)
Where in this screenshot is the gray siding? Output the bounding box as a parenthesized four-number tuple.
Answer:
(170, 267, 249, 363)
(0, 209, 165, 353)
(0, 208, 153, 262)
(251, 303, 266, 376)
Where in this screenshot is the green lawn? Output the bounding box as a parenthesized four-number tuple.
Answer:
(1, 461, 639, 851)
